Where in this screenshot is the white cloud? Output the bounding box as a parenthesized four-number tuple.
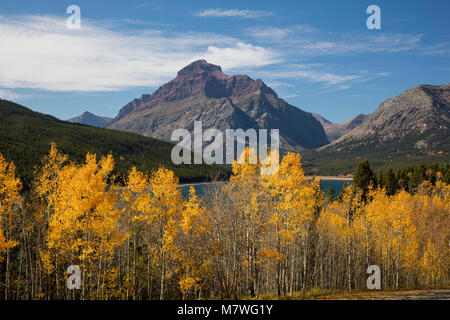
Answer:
(257, 63, 391, 92)
(195, 9, 273, 19)
(261, 67, 361, 86)
(292, 33, 424, 55)
(1, 16, 436, 95)
(0, 89, 22, 100)
(0, 15, 278, 92)
(246, 25, 317, 40)
(246, 25, 425, 56)
(202, 42, 280, 70)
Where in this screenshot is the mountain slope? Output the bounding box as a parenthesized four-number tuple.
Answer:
(302, 84, 450, 175)
(67, 111, 113, 128)
(108, 60, 329, 151)
(0, 99, 229, 188)
(313, 113, 367, 141)
(331, 84, 449, 144)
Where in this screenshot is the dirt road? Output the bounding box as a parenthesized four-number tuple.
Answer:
(372, 289, 450, 300)
(317, 289, 450, 300)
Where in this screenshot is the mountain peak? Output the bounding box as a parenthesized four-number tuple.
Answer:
(109, 60, 329, 150)
(67, 111, 113, 128)
(177, 60, 228, 79)
(313, 113, 367, 141)
(341, 113, 367, 130)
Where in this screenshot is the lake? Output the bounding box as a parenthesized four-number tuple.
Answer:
(181, 179, 351, 199)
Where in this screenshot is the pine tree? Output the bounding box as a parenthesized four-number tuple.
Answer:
(326, 185, 335, 203)
(384, 168, 398, 195)
(376, 170, 384, 188)
(353, 160, 375, 202)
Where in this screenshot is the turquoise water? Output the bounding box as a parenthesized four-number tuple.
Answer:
(181, 180, 350, 199)
(320, 180, 350, 197)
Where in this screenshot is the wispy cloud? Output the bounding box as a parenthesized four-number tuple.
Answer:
(268, 69, 361, 85)
(258, 63, 390, 93)
(246, 25, 317, 40)
(0, 15, 279, 92)
(419, 41, 450, 55)
(260, 64, 361, 86)
(246, 25, 425, 56)
(0, 89, 22, 100)
(1, 15, 439, 95)
(195, 8, 273, 19)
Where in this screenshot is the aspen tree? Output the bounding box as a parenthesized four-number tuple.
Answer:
(148, 167, 184, 300)
(177, 187, 212, 299)
(0, 154, 22, 299)
(40, 152, 125, 299)
(261, 152, 319, 294)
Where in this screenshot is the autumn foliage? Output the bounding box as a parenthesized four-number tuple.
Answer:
(0, 144, 448, 299)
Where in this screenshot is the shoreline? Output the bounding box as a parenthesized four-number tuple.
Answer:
(307, 176, 353, 181)
(180, 181, 227, 187)
(180, 176, 352, 187)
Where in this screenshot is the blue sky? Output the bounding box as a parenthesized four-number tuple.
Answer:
(0, 0, 449, 123)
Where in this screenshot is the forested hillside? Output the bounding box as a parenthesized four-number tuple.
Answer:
(0, 99, 229, 188)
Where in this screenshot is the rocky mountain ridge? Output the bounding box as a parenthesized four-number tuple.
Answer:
(107, 60, 329, 151)
(313, 113, 367, 141)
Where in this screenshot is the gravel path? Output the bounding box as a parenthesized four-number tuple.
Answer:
(373, 289, 450, 300)
(316, 289, 450, 300)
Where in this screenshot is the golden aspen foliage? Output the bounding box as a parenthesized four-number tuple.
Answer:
(318, 186, 362, 250)
(121, 167, 151, 290)
(318, 201, 350, 243)
(262, 152, 318, 244)
(258, 152, 324, 294)
(0, 154, 22, 261)
(34, 143, 68, 203)
(177, 187, 212, 297)
(364, 189, 419, 287)
(145, 167, 184, 299)
(0, 141, 449, 299)
(39, 151, 125, 298)
(413, 181, 449, 285)
(0, 227, 7, 261)
(204, 147, 277, 298)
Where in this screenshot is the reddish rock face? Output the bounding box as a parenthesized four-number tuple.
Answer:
(123, 60, 271, 107)
(177, 59, 229, 79)
(109, 60, 329, 151)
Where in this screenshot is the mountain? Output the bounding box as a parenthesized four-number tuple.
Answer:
(329, 84, 449, 147)
(0, 99, 229, 188)
(302, 84, 450, 175)
(67, 111, 113, 128)
(313, 113, 367, 141)
(108, 60, 329, 151)
(341, 113, 367, 130)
